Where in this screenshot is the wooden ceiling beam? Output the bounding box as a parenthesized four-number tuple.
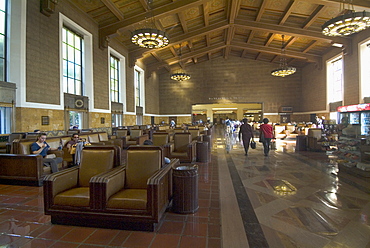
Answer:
(265, 34, 275, 46)
(206, 34, 211, 46)
(302, 40, 318, 53)
(203, 2, 209, 26)
(302, 5, 326, 29)
(138, 0, 150, 11)
(246, 30, 254, 44)
(101, 0, 124, 21)
(148, 42, 227, 69)
(231, 41, 321, 62)
(100, 0, 208, 38)
(279, 0, 297, 25)
(228, 0, 241, 24)
(234, 19, 349, 45)
(301, 0, 370, 10)
(178, 12, 188, 33)
(256, 0, 269, 21)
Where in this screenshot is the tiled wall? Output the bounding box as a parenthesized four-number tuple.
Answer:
(15, 107, 65, 132)
(159, 56, 302, 115)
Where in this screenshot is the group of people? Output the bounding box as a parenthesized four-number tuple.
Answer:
(238, 118, 274, 156)
(31, 132, 83, 173)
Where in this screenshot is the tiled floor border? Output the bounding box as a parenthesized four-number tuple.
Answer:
(225, 152, 270, 248)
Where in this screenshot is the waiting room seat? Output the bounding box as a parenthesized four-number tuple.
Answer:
(165, 133, 196, 163)
(83, 145, 122, 167)
(122, 129, 148, 148)
(12, 138, 64, 174)
(187, 129, 201, 141)
(43, 149, 115, 220)
(91, 146, 179, 231)
(151, 133, 171, 157)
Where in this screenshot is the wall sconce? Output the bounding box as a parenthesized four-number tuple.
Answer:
(40, 0, 59, 17)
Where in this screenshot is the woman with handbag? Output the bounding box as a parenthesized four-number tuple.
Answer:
(238, 118, 254, 156)
(259, 118, 274, 156)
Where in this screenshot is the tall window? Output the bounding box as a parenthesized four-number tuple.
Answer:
(62, 27, 83, 95)
(110, 55, 120, 102)
(0, 0, 7, 81)
(0, 106, 11, 134)
(327, 55, 343, 103)
(135, 68, 142, 107)
(112, 113, 122, 127)
(360, 40, 370, 101)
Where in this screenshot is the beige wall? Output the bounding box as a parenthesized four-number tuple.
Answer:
(159, 56, 302, 115)
(16, 107, 65, 132)
(89, 112, 111, 129)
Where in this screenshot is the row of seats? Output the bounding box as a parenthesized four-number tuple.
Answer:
(44, 145, 180, 231)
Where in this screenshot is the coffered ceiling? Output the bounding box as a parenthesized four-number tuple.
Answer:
(68, 0, 370, 74)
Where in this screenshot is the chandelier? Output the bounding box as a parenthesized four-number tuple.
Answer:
(271, 35, 296, 77)
(131, 1, 169, 49)
(170, 72, 191, 81)
(322, 1, 370, 36)
(171, 44, 191, 81)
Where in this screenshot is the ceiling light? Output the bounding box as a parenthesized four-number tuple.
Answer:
(322, 1, 370, 36)
(171, 44, 191, 81)
(271, 35, 296, 77)
(131, 28, 169, 49)
(131, 1, 169, 49)
(170, 72, 191, 81)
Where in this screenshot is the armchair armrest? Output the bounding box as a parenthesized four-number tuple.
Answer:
(137, 134, 149, 145)
(90, 166, 126, 210)
(43, 167, 79, 213)
(188, 140, 197, 162)
(48, 150, 64, 158)
(147, 159, 179, 219)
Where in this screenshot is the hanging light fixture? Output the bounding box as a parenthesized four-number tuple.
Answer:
(271, 35, 296, 77)
(171, 44, 191, 81)
(131, 0, 169, 49)
(322, 0, 370, 36)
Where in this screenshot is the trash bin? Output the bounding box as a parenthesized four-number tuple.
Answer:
(172, 164, 198, 214)
(202, 135, 212, 151)
(196, 141, 209, 162)
(296, 135, 307, 151)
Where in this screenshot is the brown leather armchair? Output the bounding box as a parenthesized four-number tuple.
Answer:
(187, 129, 202, 141)
(91, 146, 179, 231)
(164, 133, 196, 163)
(122, 129, 149, 148)
(43, 149, 115, 222)
(152, 133, 170, 157)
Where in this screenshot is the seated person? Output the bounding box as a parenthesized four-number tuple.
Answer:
(66, 133, 80, 166)
(31, 133, 62, 173)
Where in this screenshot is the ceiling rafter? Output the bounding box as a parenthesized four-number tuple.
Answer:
(234, 20, 349, 45)
(101, 0, 124, 21)
(228, 0, 241, 24)
(302, 40, 319, 53)
(302, 5, 326, 29)
(178, 12, 188, 33)
(231, 41, 321, 63)
(100, 0, 208, 38)
(138, 0, 150, 11)
(203, 2, 209, 26)
(279, 0, 297, 25)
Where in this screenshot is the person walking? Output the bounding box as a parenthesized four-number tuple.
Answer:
(238, 118, 254, 156)
(259, 118, 274, 156)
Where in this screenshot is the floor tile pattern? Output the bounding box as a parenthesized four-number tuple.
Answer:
(0, 127, 369, 248)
